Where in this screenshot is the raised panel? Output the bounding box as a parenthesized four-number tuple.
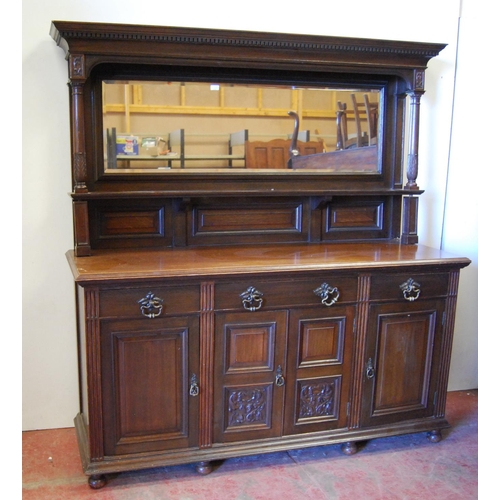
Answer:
(321, 198, 396, 241)
(225, 323, 275, 373)
(101, 316, 199, 455)
(361, 300, 445, 427)
(193, 205, 302, 233)
(187, 198, 308, 246)
(99, 209, 164, 237)
(90, 200, 172, 249)
(115, 332, 187, 439)
(298, 317, 345, 367)
(327, 204, 382, 229)
(373, 311, 435, 415)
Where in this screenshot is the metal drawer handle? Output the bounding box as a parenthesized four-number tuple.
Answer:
(275, 365, 285, 387)
(314, 283, 340, 306)
(138, 292, 164, 318)
(400, 278, 421, 302)
(366, 358, 375, 380)
(240, 286, 264, 312)
(189, 374, 200, 397)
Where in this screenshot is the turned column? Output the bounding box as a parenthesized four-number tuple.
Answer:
(401, 70, 425, 245)
(68, 54, 91, 256)
(405, 89, 424, 191)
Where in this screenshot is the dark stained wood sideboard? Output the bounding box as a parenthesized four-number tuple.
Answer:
(51, 21, 470, 488)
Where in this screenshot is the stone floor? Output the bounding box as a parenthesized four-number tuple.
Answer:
(22, 390, 478, 499)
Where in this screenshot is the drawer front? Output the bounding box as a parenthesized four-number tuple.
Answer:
(215, 275, 358, 311)
(99, 285, 200, 318)
(370, 272, 449, 302)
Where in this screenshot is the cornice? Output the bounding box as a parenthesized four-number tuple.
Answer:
(50, 21, 445, 59)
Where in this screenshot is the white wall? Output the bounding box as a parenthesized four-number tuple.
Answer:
(439, 1, 480, 391)
(22, 0, 478, 430)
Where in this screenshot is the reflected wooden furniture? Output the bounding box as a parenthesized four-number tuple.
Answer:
(291, 145, 378, 171)
(337, 94, 378, 150)
(336, 102, 349, 150)
(364, 94, 378, 145)
(245, 139, 323, 169)
(350, 94, 364, 148)
(50, 21, 470, 490)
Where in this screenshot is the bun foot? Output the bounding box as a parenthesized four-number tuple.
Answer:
(88, 474, 106, 489)
(341, 441, 358, 455)
(427, 430, 442, 443)
(196, 461, 213, 475)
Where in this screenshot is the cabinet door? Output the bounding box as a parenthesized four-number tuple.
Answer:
(100, 316, 200, 456)
(360, 300, 445, 427)
(284, 306, 355, 435)
(213, 310, 287, 443)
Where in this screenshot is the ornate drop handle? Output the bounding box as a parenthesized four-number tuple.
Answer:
(189, 374, 200, 397)
(399, 278, 421, 302)
(314, 283, 340, 307)
(275, 365, 285, 387)
(240, 286, 264, 312)
(138, 292, 164, 318)
(366, 358, 375, 380)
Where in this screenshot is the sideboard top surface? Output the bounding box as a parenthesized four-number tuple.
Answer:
(67, 242, 470, 283)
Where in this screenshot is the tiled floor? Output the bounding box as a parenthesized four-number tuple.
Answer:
(22, 390, 478, 499)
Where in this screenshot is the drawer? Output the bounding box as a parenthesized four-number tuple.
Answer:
(99, 284, 200, 318)
(370, 272, 449, 302)
(215, 275, 358, 311)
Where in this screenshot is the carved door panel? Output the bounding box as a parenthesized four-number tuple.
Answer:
(100, 316, 200, 456)
(360, 300, 445, 427)
(213, 310, 287, 443)
(283, 306, 355, 435)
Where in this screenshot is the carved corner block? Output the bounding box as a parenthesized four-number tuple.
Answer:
(69, 54, 86, 81)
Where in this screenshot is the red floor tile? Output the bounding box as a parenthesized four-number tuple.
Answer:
(22, 390, 478, 499)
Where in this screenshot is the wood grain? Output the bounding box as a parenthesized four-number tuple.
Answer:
(67, 243, 470, 283)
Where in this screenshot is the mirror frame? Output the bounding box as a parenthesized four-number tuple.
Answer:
(97, 74, 385, 176)
(51, 21, 446, 196)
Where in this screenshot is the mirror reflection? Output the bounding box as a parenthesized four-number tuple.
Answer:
(102, 81, 380, 174)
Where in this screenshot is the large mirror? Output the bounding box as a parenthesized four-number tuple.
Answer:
(102, 81, 381, 174)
